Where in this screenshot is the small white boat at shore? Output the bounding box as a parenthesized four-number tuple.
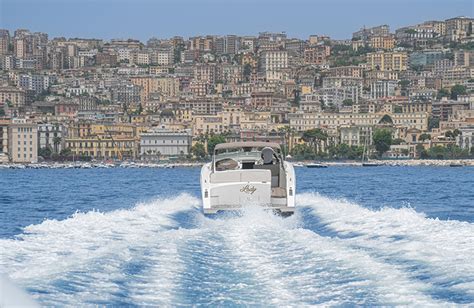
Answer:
(306, 162, 328, 168)
(200, 142, 296, 215)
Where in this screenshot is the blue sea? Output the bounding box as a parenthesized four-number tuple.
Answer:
(1, 166, 473, 306)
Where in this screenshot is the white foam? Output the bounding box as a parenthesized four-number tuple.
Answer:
(298, 192, 474, 299)
(199, 206, 442, 305)
(0, 194, 200, 305)
(0, 192, 470, 305)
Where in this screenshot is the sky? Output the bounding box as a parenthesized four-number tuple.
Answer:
(0, 0, 472, 41)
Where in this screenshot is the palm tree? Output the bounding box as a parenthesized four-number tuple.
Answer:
(278, 126, 296, 157)
(52, 136, 62, 154)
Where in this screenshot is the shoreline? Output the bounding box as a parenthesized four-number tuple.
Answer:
(1, 159, 474, 169)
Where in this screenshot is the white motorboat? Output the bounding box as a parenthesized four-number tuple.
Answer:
(200, 142, 296, 215)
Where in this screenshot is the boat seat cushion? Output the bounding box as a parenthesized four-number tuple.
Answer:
(254, 164, 280, 187)
(253, 164, 280, 176)
(210, 170, 271, 183)
(271, 187, 286, 198)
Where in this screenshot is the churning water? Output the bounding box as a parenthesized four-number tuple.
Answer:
(0, 166, 473, 305)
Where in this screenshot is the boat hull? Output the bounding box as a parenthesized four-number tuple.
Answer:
(200, 162, 295, 214)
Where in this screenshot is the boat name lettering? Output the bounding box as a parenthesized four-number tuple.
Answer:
(240, 184, 257, 194)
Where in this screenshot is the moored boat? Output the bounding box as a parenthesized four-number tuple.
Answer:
(307, 163, 328, 168)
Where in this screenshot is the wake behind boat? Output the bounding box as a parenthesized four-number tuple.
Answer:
(200, 142, 296, 215)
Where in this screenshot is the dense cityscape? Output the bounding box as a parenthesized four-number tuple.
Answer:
(0, 15, 473, 164)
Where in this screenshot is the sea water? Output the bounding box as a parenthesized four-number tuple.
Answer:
(0, 166, 473, 305)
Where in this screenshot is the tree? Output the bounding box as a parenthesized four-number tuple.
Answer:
(191, 142, 207, 159)
(391, 138, 405, 145)
(379, 114, 394, 125)
(207, 134, 226, 153)
(302, 128, 328, 154)
(418, 133, 431, 141)
(445, 130, 455, 139)
(278, 126, 295, 157)
(416, 144, 429, 159)
(60, 148, 72, 157)
(290, 143, 315, 160)
(38, 147, 52, 159)
(342, 99, 353, 106)
(0, 108, 4, 116)
(450, 85, 467, 100)
(243, 63, 252, 82)
(428, 146, 447, 159)
(437, 88, 450, 99)
(137, 103, 143, 115)
(52, 136, 62, 154)
(372, 129, 392, 157)
(428, 116, 440, 130)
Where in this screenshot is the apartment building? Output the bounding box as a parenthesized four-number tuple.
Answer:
(140, 129, 192, 159)
(258, 50, 288, 73)
(37, 123, 66, 153)
(8, 119, 38, 163)
(369, 35, 395, 50)
(289, 111, 428, 132)
(0, 86, 26, 107)
(366, 51, 408, 71)
(445, 16, 474, 41)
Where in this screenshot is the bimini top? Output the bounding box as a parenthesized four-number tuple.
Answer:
(214, 141, 281, 151)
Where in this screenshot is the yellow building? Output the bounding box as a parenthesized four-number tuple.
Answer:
(192, 115, 225, 136)
(366, 51, 408, 71)
(0, 86, 26, 107)
(369, 35, 395, 50)
(65, 136, 137, 160)
(289, 111, 428, 132)
(130, 77, 180, 101)
(8, 120, 38, 163)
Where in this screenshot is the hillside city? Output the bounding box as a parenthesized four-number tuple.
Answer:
(0, 16, 473, 164)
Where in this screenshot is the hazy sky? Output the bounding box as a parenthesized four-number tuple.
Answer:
(1, 0, 472, 41)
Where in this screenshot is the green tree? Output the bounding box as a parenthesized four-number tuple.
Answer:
(445, 130, 455, 139)
(52, 136, 62, 154)
(372, 129, 393, 157)
(278, 126, 295, 157)
(243, 63, 252, 82)
(437, 88, 450, 99)
(302, 128, 328, 154)
(191, 142, 207, 159)
(416, 144, 429, 159)
(342, 99, 353, 106)
(392, 138, 405, 145)
(428, 116, 440, 130)
(38, 147, 52, 159)
(0, 108, 4, 116)
(207, 134, 226, 153)
(428, 146, 447, 159)
(450, 85, 467, 100)
(60, 148, 72, 157)
(290, 143, 315, 160)
(418, 133, 431, 141)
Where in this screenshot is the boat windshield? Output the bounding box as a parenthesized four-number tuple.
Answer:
(214, 146, 281, 171)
